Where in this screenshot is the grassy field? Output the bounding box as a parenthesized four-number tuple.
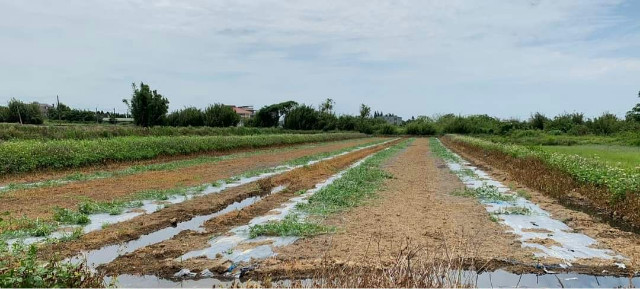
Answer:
(541, 145, 640, 170)
(481, 131, 640, 147)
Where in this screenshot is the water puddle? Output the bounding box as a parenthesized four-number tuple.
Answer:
(6, 140, 396, 247)
(106, 269, 640, 288)
(71, 193, 270, 268)
(438, 139, 626, 266)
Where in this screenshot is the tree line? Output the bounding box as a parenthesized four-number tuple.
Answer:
(2, 82, 639, 137)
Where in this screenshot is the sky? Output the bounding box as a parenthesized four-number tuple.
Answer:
(1, 0, 639, 120)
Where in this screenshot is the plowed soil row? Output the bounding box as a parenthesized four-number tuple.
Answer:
(41, 139, 400, 264)
(249, 138, 533, 279)
(440, 137, 640, 272)
(1, 138, 380, 221)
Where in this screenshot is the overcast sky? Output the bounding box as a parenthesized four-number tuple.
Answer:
(1, 0, 639, 119)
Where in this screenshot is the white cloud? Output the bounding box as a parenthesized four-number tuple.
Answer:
(0, 0, 638, 118)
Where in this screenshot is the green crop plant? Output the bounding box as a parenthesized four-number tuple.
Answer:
(0, 133, 365, 175)
(449, 135, 640, 201)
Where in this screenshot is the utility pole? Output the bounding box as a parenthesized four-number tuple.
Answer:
(17, 106, 23, 125)
(56, 95, 61, 121)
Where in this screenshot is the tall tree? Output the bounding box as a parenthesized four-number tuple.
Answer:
(204, 104, 240, 127)
(125, 82, 169, 127)
(626, 90, 640, 122)
(319, 98, 335, 114)
(359, 104, 371, 118)
(252, 101, 298, 127)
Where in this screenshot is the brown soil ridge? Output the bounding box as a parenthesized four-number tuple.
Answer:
(440, 136, 640, 271)
(99, 139, 401, 277)
(41, 139, 400, 263)
(257, 138, 533, 276)
(1, 138, 379, 221)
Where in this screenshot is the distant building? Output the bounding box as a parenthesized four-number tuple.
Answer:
(33, 102, 53, 116)
(376, 113, 403, 125)
(229, 105, 255, 118)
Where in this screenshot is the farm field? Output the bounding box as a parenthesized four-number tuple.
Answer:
(4, 134, 640, 288)
(540, 145, 640, 170)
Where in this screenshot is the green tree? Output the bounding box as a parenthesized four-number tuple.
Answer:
(124, 82, 169, 127)
(359, 104, 371, 118)
(252, 101, 298, 127)
(6, 99, 43, 124)
(529, 112, 548, 130)
(0, 106, 9, 122)
(626, 91, 640, 122)
(319, 98, 335, 114)
(284, 105, 319, 130)
(166, 107, 205, 127)
(204, 103, 240, 127)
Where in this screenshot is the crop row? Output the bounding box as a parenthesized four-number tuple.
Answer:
(0, 123, 328, 141)
(448, 135, 640, 199)
(0, 133, 365, 175)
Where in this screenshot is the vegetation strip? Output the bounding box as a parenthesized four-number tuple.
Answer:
(249, 139, 412, 238)
(442, 135, 640, 233)
(0, 139, 391, 242)
(448, 135, 640, 200)
(0, 138, 382, 193)
(0, 133, 364, 175)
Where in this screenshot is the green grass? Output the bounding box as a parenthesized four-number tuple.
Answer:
(493, 206, 532, 215)
(249, 214, 334, 238)
(0, 215, 56, 240)
(250, 139, 412, 238)
(52, 208, 90, 225)
(451, 185, 516, 203)
(541, 145, 640, 170)
(0, 133, 365, 175)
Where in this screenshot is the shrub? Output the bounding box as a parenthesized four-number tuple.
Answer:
(284, 105, 320, 130)
(166, 107, 205, 127)
(406, 121, 437, 135)
(0, 106, 8, 122)
(376, 124, 398, 135)
(6, 99, 43, 125)
(204, 103, 240, 127)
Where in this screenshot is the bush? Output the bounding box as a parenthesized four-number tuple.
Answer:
(589, 113, 622, 135)
(6, 99, 43, 125)
(0, 106, 9, 122)
(0, 242, 105, 287)
(406, 121, 437, 135)
(376, 124, 398, 135)
(166, 107, 204, 127)
(126, 82, 169, 127)
(204, 104, 240, 127)
(284, 105, 320, 130)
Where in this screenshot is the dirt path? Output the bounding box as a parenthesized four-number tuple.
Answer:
(267, 138, 531, 273)
(441, 137, 640, 272)
(0, 138, 379, 220)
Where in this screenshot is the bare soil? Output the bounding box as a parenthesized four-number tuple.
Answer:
(0, 138, 378, 221)
(41, 140, 399, 269)
(257, 138, 533, 276)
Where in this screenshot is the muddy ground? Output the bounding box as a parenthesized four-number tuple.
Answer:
(27, 136, 640, 282)
(1, 138, 378, 221)
(252, 138, 536, 278)
(42, 139, 399, 266)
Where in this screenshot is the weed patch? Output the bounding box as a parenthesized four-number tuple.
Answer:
(249, 214, 335, 238)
